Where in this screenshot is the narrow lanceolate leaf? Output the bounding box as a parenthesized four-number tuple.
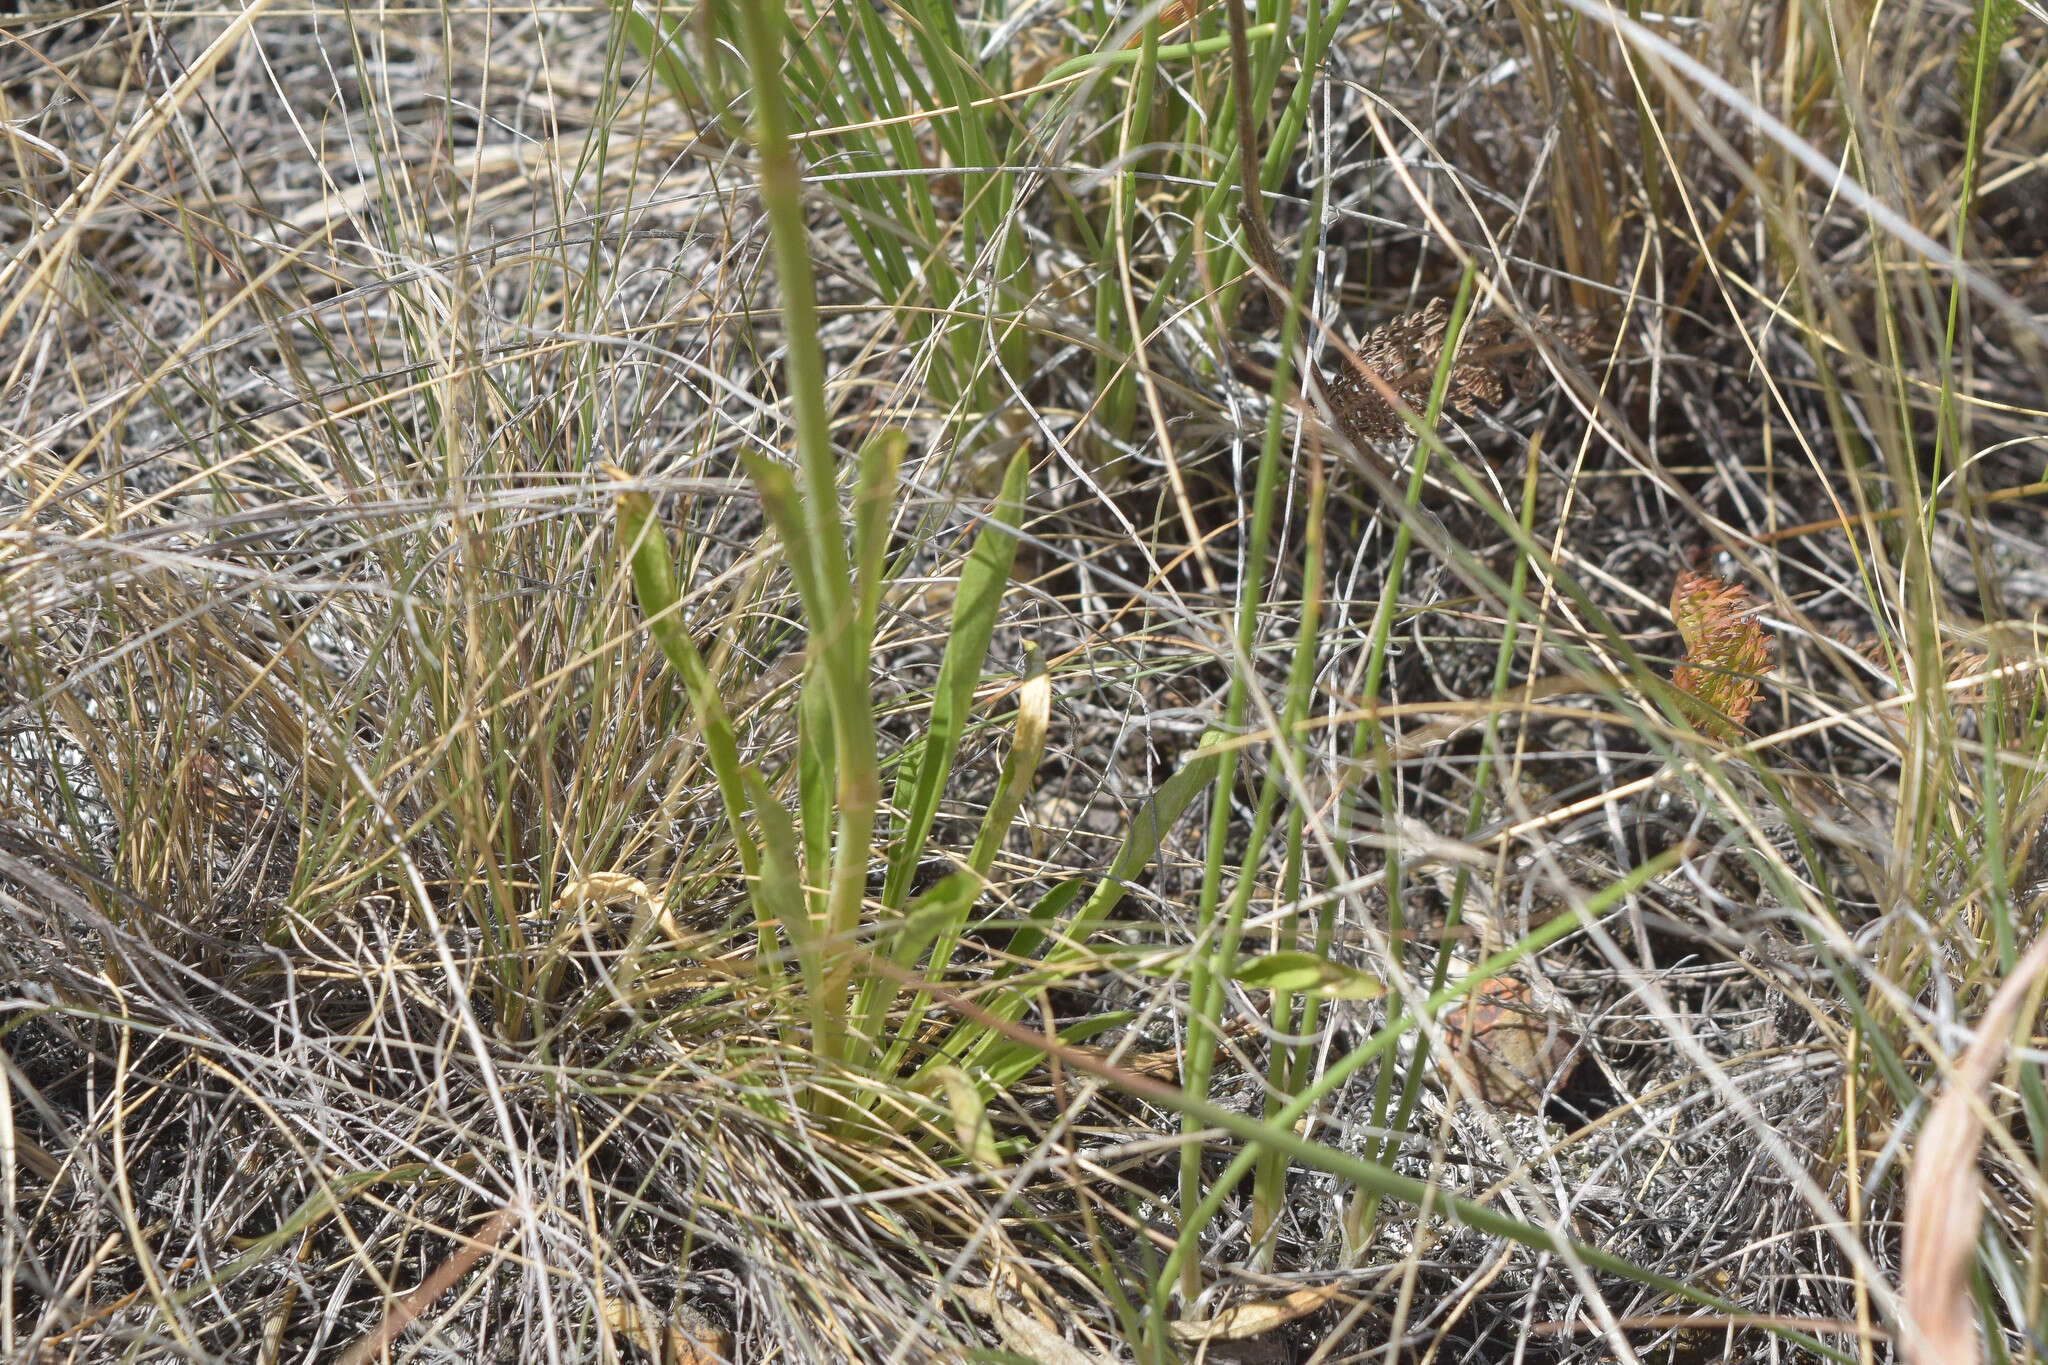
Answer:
(1051, 738, 1226, 960)
(853, 429, 908, 644)
(743, 765, 827, 1044)
(608, 469, 757, 878)
(925, 743, 1225, 1083)
(1670, 568, 1771, 742)
(930, 1064, 1003, 1171)
(985, 878, 1085, 982)
(866, 649, 1045, 1068)
(968, 643, 1049, 879)
(853, 868, 980, 1061)
(881, 447, 1030, 911)
(975, 1012, 1134, 1093)
(740, 454, 824, 639)
(1230, 950, 1386, 1001)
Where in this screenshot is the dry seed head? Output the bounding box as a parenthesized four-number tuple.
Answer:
(1861, 634, 1993, 706)
(1320, 297, 1587, 443)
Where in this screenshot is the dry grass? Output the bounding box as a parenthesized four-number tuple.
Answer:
(3, 1, 2046, 1362)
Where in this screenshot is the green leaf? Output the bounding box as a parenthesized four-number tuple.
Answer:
(921, 746, 1224, 1084)
(992, 877, 1086, 970)
(609, 474, 757, 880)
(851, 869, 982, 1054)
(610, 0, 701, 112)
(976, 1012, 1135, 1092)
(1230, 950, 1385, 1001)
(853, 429, 908, 644)
(891, 870, 983, 969)
(743, 765, 826, 1042)
(881, 447, 1030, 910)
(874, 646, 1055, 1072)
(1049, 740, 1226, 963)
(739, 453, 824, 636)
(967, 644, 1048, 879)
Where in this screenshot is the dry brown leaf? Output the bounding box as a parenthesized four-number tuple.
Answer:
(554, 870, 654, 915)
(1121, 0, 1208, 46)
(1170, 1283, 1346, 1343)
(1064, 1043, 1180, 1081)
(959, 1286, 1105, 1365)
(1440, 975, 1577, 1113)
(602, 1297, 730, 1364)
(1902, 930, 2048, 1365)
(552, 871, 684, 944)
(1318, 297, 1587, 444)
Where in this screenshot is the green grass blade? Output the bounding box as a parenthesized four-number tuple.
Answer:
(987, 877, 1087, 976)
(975, 1011, 1134, 1092)
(920, 744, 1225, 1084)
(852, 868, 981, 1062)
(1125, 846, 1859, 1365)
(869, 645, 1051, 1080)
(1057, 744, 1224, 959)
(609, 0, 711, 121)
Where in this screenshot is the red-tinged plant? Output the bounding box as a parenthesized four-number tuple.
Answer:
(1671, 569, 1772, 741)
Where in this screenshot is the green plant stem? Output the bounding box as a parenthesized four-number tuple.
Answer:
(853, 845, 1851, 1365)
(1043, 23, 1276, 81)
(1347, 266, 1477, 1251)
(1250, 436, 1327, 1256)
(1174, 128, 1323, 1310)
(1146, 848, 1682, 1344)
(1209, 0, 1344, 324)
(730, 0, 881, 1071)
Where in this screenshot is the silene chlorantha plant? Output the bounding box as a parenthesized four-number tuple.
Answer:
(591, 0, 1280, 1159)
(607, 445, 1240, 1150)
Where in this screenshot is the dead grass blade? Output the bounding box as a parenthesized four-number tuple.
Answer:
(1901, 929, 2048, 1365)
